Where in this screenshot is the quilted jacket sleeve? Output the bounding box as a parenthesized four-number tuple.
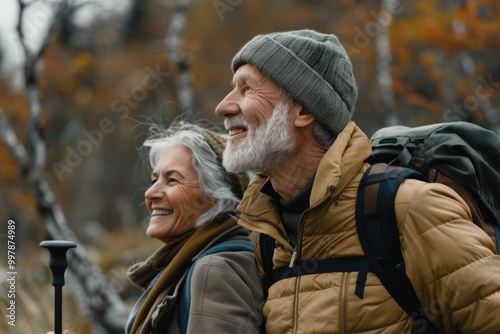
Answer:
(396, 179, 500, 333)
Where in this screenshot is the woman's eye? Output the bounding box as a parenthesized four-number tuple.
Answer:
(167, 178, 178, 184)
(151, 179, 157, 185)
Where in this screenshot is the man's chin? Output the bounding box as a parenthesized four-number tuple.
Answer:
(223, 146, 246, 171)
(222, 151, 256, 173)
(223, 159, 248, 174)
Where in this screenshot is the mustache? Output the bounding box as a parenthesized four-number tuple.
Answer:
(224, 115, 250, 130)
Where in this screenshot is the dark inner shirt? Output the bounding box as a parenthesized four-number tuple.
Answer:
(261, 175, 315, 246)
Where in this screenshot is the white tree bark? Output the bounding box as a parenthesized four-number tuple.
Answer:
(164, 0, 198, 122)
(375, 0, 401, 126)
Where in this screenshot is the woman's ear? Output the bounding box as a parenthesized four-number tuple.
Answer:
(293, 103, 315, 128)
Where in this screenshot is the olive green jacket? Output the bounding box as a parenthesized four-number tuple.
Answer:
(127, 216, 264, 333)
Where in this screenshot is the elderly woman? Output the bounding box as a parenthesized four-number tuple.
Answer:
(125, 123, 264, 333)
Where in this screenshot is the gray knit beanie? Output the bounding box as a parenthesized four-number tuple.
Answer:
(232, 29, 358, 136)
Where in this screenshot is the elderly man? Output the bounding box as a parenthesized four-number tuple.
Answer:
(215, 29, 500, 333)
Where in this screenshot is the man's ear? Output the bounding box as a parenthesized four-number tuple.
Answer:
(293, 103, 315, 128)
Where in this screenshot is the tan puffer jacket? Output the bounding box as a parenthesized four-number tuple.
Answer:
(237, 122, 500, 334)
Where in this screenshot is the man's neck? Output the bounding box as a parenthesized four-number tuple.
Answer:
(266, 144, 326, 200)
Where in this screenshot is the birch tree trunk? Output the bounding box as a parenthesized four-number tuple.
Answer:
(164, 0, 198, 122)
(375, 0, 401, 126)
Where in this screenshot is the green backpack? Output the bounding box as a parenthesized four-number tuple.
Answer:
(369, 120, 500, 242)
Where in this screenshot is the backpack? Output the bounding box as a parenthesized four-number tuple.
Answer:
(260, 121, 500, 333)
(368, 121, 500, 248)
(177, 239, 254, 334)
(356, 121, 500, 332)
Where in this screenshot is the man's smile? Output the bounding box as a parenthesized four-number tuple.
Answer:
(228, 127, 247, 136)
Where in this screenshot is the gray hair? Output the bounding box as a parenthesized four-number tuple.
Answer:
(279, 88, 336, 150)
(313, 122, 336, 150)
(143, 124, 240, 228)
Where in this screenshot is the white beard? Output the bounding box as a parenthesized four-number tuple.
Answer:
(223, 101, 296, 173)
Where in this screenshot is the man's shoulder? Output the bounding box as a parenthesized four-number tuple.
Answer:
(394, 179, 472, 229)
(396, 178, 466, 207)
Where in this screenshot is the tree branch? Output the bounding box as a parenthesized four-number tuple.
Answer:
(0, 109, 30, 175)
(8, 1, 130, 332)
(37, 178, 128, 333)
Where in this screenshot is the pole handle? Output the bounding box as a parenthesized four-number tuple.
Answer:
(40, 240, 76, 286)
(40, 240, 76, 334)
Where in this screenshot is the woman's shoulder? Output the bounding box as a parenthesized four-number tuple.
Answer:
(195, 237, 256, 272)
(187, 241, 264, 334)
(192, 233, 259, 285)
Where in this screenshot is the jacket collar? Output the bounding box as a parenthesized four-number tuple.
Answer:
(311, 121, 372, 205)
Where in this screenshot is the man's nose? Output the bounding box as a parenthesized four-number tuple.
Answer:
(215, 90, 240, 118)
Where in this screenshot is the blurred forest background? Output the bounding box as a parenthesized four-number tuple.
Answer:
(1, 0, 499, 333)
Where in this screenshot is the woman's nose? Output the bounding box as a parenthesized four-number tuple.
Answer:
(145, 183, 162, 201)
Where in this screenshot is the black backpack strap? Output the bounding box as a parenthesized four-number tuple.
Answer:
(494, 224, 500, 253)
(259, 234, 367, 288)
(356, 163, 439, 333)
(259, 233, 276, 292)
(269, 256, 366, 286)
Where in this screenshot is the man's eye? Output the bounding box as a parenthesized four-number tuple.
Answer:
(151, 179, 157, 185)
(167, 178, 178, 184)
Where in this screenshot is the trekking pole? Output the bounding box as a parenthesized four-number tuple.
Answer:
(40, 240, 77, 334)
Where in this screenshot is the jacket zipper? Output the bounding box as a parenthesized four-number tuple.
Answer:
(293, 187, 334, 266)
(289, 246, 298, 267)
(291, 187, 335, 332)
(339, 272, 349, 334)
(292, 275, 301, 334)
